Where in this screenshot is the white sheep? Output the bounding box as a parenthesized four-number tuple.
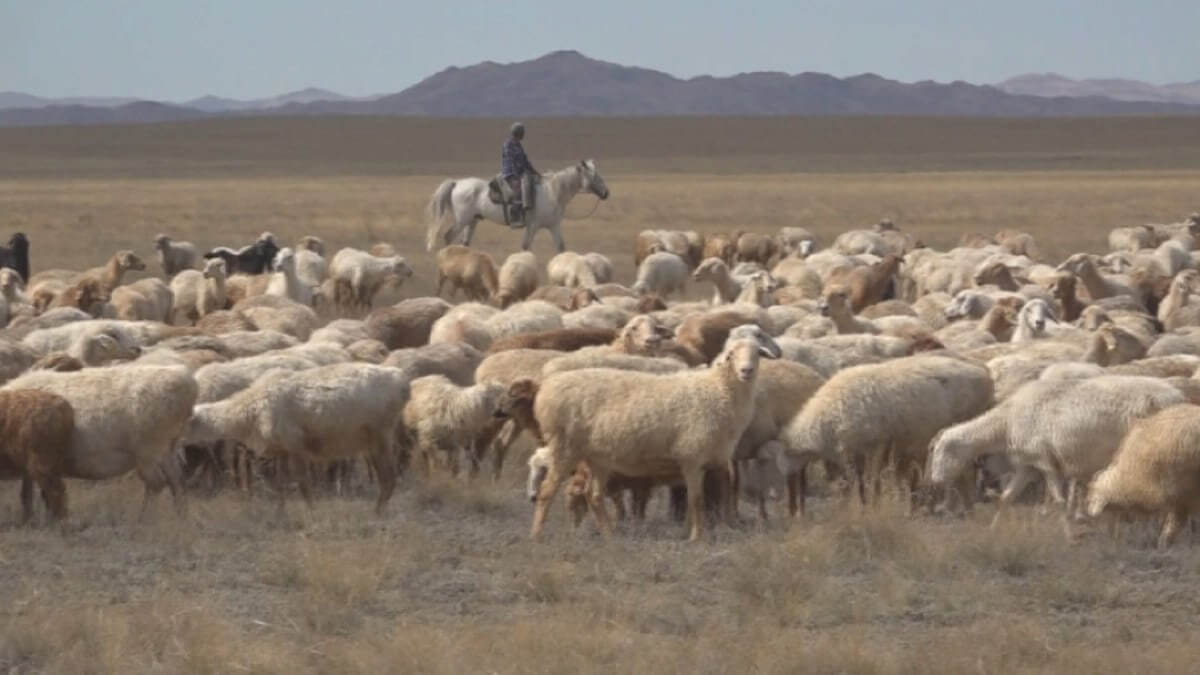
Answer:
(529, 328, 782, 540)
(294, 236, 328, 289)
(264, 248, 311, 306)
(108, 278, 174, 323)
(495, 251, 539, 308)
(153, 234, 199, 277)
(2, 364, 198, 513)
(194, 353, 317, 403)
(692, 257, 744, 304)
(399, 375, 507, 475)
(546, 251, 598, 288)
(772, 355, 994, 515)
(632, 251, 689, 299)
(329, 247, 414, 308)
(384, 342, 482, 386)
(583, 252, 614, 284)
(170, 258, 227, 325)
(1108, 225, 1156, 253)
(183, 363, 411, 513)
(1087, 404, 1200, 548)
(778, 227, 818, 257)
(929, 375, 1185, 527)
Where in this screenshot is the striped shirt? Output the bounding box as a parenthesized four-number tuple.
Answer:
(501, 138, 532, 178)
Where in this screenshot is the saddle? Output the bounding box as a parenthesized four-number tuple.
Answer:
(488, 173, 538, 227)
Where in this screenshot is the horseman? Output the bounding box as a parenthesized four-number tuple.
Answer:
(501, 122, 538, 223)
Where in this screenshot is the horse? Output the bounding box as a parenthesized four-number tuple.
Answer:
(424, 159, 610, 253)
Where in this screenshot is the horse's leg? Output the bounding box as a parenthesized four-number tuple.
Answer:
(549, 222, 566, 253)
(520, 222, 536, 251)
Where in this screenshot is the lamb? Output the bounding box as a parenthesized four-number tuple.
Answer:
(30, 250, 146, 300)
(182, 363, 410, 513)
(773, 355, 993, 515)
(528, 328, 782, 540)
(819, 289, 879, 335)
(109, 278, 174, 322)
(152, 234, 198, 277)
(398, 375, 507, 475)
(202, 235, 279, 275)
(929, 375, 1185, 527)
(364, 297, 452, 349)
(2, 365, 198, 513)
(495, 251, 539, 308)
(383, 342, 482, 386)
(632, 252, 689, 299)
(328, 247, 414, 308)
(1087, 404, 1200, 548)
(692, 257, 744, 304)
(170, 258, 228, 325)
(546, 251, 598, 288)
(735, 232, 780, 266)
(436, 245, 499, 302)
(0, 232, 30, 283)
(1109, 225, 1156, 253)
(0, 389, 73, 523)
(1058, 253, 1140, 305)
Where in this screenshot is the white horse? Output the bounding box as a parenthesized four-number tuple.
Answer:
(424, 159, 610, 253)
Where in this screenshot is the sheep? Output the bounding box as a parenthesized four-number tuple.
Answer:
(217, 329, 300, 358)
(1159, 269, 1200, 330)
(328, 247, 414, 308)
(0, 268, 32, 328)
(833, 228, 888, 257)
(562, 302, 634, 331)
(1011, 298, 1061, 343)
(263, 248, 312, 306)
(772, 355, 993, 516)
(202, 235, 279, 275)
(1108, 355, 1200, 378)
(487, 327, 617, 354)
(0, 338, 37, 386)
(39, 277, 108, 317)
(770, 257, 823, 299)
(1086, 404, 1200, 548)
(778, 227, 817, 258)
(194, 354, 316, 403)
(0, 232, 30, 283)
(170, 258, 227, 325)
(735, 232, 780, 266)
(109, 278, 174, 322)
(583, 253, 614, 284)
(674, 307, 769, 365)
(364, 298, 452, 349)
(30, 250, 146, 305)
(37, 332, 141, 369)
(0, 389, 73, 523)
(1109, 225, 1156, 253)
(546, 251, 598, 288)
(398, 376, 507, 475)
(527, 285, 600, 311)
(152, 234, 198, 277)
(183, 363, 409, 513)
(294, 247, 327, 291)
(702, 232, 737, 265)
(2, 365, 197, 513)
(529, 328, 782, 540)
(818, 289, 879, 335)
(936, 302, 1017, 349)
(495, 251, 539, 308)
(384, 342, 482, 386)
(692, 257, 743, 304)
(633, 230, 664, 268)
(2, 307, 91, 342)
(345, 339, 389, 363)
(1058, 253, 1140, 305)
(929, 375, 1185, 527)
(824, 254, 901, 312)
(632, 252, 689, 299)
(435, 245, 499, 302)
(234, 295, 318, 341)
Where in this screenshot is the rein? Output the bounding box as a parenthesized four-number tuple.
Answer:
(565, 194, 604, 220)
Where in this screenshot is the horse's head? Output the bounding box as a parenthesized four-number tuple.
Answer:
(578, 159, 610, 200)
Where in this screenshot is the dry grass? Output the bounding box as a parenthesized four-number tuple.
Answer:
(2, 116, 1200, 673)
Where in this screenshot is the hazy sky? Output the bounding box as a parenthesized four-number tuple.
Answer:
(3, 0, 1197, 100)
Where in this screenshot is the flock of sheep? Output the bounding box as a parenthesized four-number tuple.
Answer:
(2, 210, 1200, 548)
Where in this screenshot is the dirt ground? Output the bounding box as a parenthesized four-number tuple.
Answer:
(1, 116, 1200, 673)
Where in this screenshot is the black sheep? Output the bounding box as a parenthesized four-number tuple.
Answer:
(203, 237, 279, 275)
(0, 232, 30, 283)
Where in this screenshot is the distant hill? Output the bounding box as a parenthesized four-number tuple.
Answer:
(2, 52, 1199, 126)
(997, 73, 1200, 105)
(0, 91, 141, 110)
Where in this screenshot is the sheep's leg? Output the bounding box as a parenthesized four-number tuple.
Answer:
(630, 484, 650, 520)
(491, 419, 522, 481)
(682, 465, 706, 542)
(729, 461, 742, 522)
(294, 458, 315, 509)
(19, 476, 34, 525)
(669, 485, 687, 522)
(586, 474, 614, 536)
(36, 474, 67, 522)
(530, 462, 563, 539)
(1158, 507, 1189, 550)
(852, 454, 868, 508)
(369, 436, 397, 514)
(992, 465, 1039, 528)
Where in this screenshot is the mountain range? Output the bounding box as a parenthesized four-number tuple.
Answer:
(2, 51, 1198, 126)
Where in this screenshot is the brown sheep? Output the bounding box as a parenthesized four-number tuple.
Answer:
(436, 245, 499, 302)
(0, 390, 74, 523)
(735, 232, 780, 266)
(486, 327, 618, 355)
(364, 297, 452, 349)
(45, 277, 109, 317)
(1048, 273, 1086, 322)
(674, 309, 768, 365)
(31, 353, 84, 372)
(528, 285, 600, 311)
(824, 254, 901, 312)
(196, 309, 256, 335)
(974, 261, 1022, 291)
(701, 233, 736, 266)
(633, 230, 664, 267)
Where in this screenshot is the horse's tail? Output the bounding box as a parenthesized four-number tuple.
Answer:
(425, 179, 456, 252)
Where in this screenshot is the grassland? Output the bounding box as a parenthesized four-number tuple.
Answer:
(1, 116, 1200, 673)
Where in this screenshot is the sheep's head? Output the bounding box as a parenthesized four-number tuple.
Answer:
(618, 315, 672, 355)
(799, 239, 816, 257)
(116, 250, 146, 272)
(692, 257, 726, 282)
(928, 428, 970, 486)
(7, 232, 28, 252)
(635, 295, 667, 313)
(1077, 305, 1111, 330)
(646, 241, 666, 256)
(973, 261, 1009, 287)
(1056, 253, 1094, 274)
(818, 289, 849, 316)
(153, 234, 170, 250)
(389, 257, 414, 282)
(526, 445, 553, 502)
(86, 333, 142, 365)
(258, 231, 277, 245)
(273, 247, 296, 273)
(73, 278, 110, 316)
(1048, 273, 1076, 300)
(296, 235, 326, 255)
(255, 239, 281, 269)
(749, 271, 780, 294)
(1084, 469, 1117, 518)
(202, 257, 227, 280)
(0, 268, 22, 296)
(567, 287, 600, 311)
(496, 378, 538, 420)
(1173, 269, 1200, 295)
(874, 219, 897, 232)
(718, 326, 781, 382)
(1018, 298, 1055, 333)
(944, 290, 982, 320)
